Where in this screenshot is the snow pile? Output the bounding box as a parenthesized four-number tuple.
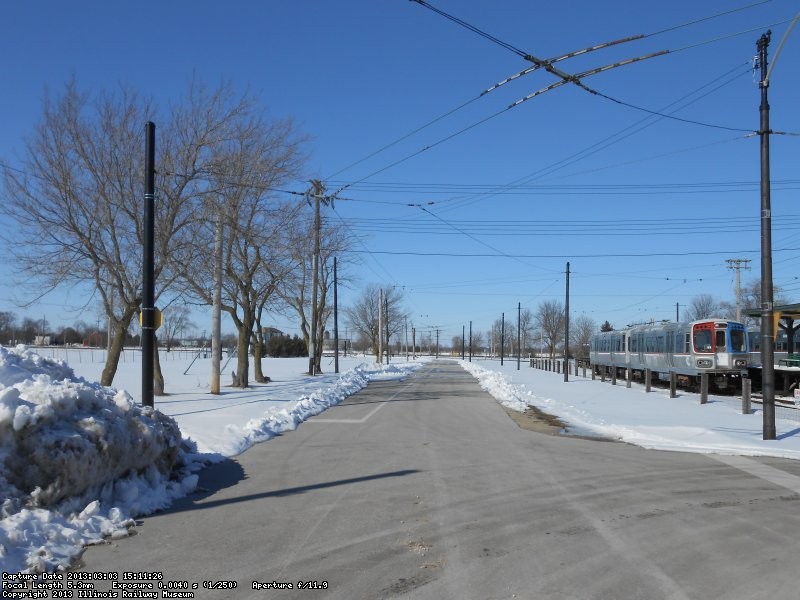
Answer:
(459, 360, 537, 412)
(0, 345, 191, 574)
(461, 359, 800, 459)
(209, 361, 423, 456)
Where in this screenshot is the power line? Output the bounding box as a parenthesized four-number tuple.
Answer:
(343, 247, 800, 259)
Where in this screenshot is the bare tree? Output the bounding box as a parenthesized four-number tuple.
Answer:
(281, 212, 352, 374)
(469, 330, 485, 356)
(519, 307, 535, 353)
(741, 278, 789, 326)
(177, 112, 307, 388)
(685, 294, 719, 321)
(160, 301, 196, 350)
(570, 315, 596, 361)
(1, 79, 264, 391)
(536, 300, 565, 360)
(345, 284, 407, 362)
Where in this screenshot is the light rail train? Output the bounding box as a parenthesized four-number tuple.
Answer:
(589, 319, 749, 390)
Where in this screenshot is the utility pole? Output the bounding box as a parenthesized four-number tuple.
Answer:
(462, 324, 465, 360)
(308, 179, 325, 376)
(565, 261, 570, 383)
(385, 295, 390, 365)
(517, 302, 521, 371)
(412, 326, 416, 359)
(757, 31, 776, 440)
(333, 256, 339, 374)
(726, 258, 752, 323)
(141, 121, 155, 408)
(500, 313, 505, 366)
(469, 320, 472, 362)
(405, 316, 409, 361)
(436, 329, 440, 358)
(676, 302, 680, 323)
(378, 288, 383, 365)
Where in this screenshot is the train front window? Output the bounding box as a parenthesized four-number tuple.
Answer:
(694, 329, 713, 353)
(730, 329, 746, 352)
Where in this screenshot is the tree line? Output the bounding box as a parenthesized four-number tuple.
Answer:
(1, 78, 349, 392)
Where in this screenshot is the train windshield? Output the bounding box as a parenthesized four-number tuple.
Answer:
(729, 328, 746, 352)
(693, 328, 713, 353)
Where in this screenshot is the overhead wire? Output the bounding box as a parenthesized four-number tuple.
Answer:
(329, 1, 774, 196)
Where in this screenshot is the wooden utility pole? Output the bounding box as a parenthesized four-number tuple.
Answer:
(333, 256, 339, 374)
(756, 31, 776, 440)
(308, 180, 324, 376)
(726, 258, 751, 323)
(565, 261, 570, 383)
(378, 288, 383, 364)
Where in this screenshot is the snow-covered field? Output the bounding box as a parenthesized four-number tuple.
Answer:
(3, 346, 800, 575)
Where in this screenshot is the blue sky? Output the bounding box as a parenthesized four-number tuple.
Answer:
(1, 1, 799, 344)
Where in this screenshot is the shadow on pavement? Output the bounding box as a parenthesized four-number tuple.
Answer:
(165, 466, 420, 515)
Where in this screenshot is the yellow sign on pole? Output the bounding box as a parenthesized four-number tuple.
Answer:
(139, 308, 163, 330)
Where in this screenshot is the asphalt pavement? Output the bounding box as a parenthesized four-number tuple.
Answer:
(80, 360, 800, 599)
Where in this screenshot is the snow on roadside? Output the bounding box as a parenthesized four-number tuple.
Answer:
(205, 361, 424, 456)
(459, 359, 533, 413)
(460, 359, 800, 460)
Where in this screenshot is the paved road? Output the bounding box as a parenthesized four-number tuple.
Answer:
(81, 361, 800, 599)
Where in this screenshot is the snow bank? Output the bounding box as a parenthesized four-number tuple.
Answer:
(208, 361, 423, 456)
(0, 346, 190, 573)
(459, 360, 536, 413)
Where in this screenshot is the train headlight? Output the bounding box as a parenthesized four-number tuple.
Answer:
(696, 359, 713, 368)
(735, 359, 747, 367)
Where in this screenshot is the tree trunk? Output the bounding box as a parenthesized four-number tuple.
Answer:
(253, 338, 267, 383)
(153, 335, 165, 396)
(100, 311, 135, 386)
(234, 322, 250, 388)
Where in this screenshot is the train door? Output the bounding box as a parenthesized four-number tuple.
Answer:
(665, 329, 675, 368)
(625, 331, 631, 366)
(715, 328, 730, 367)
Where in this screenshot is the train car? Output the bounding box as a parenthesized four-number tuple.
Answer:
(746, 327, 788, 368)
(589, 319, 748, 390)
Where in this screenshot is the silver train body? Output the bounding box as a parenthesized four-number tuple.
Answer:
(746, 327, 788, 368)
(589, 319, 748, 389)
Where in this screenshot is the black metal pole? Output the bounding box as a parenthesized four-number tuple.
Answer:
(461, 324, 465, 360)
(333, 257, 339, 374)
(757, 31, 776, 440)
(141, 122, 155, 407)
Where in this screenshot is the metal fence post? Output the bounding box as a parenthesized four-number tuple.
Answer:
(700, 373, 708, 404)
(645, 369, 652, 392)
(626, 367, 632, 389)
(611, 367, 617, 385)
(742, 378, 751, 414)
(670, 371, 677, 398)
